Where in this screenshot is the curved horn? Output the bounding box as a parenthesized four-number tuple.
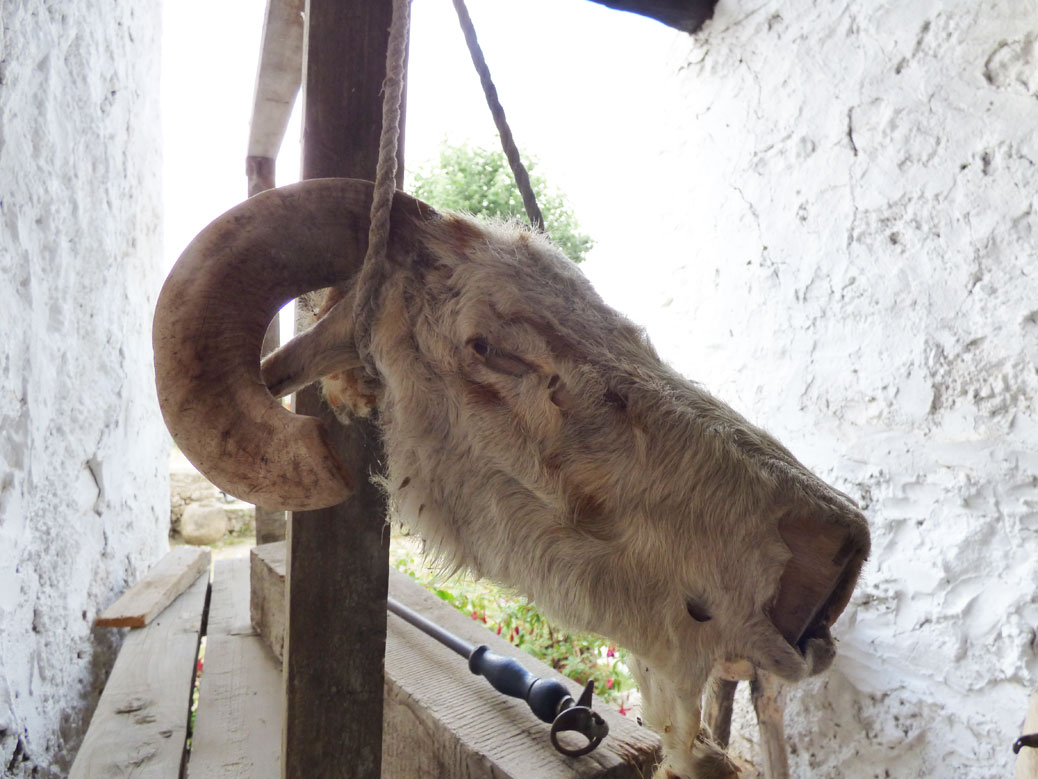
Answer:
(153, 178, 432, 510)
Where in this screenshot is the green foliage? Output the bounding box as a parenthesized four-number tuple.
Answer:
(409, 143, 593, 264)
(391, 534, 634, 712)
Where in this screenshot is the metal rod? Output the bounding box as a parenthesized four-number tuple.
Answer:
(387, 596, 475, 659)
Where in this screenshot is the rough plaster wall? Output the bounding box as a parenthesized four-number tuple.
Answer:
(584, 0, 1037, 775)
(0, 1, 167, 775)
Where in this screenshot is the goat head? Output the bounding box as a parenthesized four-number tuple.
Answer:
(154, 178, 869, 777)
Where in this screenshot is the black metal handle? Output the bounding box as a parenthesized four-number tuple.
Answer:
(1014, 732, 1038, 754)
(468, 645, 572, 723)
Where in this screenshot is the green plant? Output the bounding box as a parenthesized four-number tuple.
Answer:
(409, 143, 593, 264)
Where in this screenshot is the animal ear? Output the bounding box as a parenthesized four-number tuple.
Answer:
(262, 296, 363, 398)
(466, 336, 535, 377)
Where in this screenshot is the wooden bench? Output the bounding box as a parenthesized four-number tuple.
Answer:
(71, 545, 660, 778)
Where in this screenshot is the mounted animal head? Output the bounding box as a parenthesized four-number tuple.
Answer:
(154, 178, 869, 778)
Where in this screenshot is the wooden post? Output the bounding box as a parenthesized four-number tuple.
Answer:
(281, 2, 406, 778)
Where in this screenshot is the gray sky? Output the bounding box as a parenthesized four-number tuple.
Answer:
(162, 0, 686, 326)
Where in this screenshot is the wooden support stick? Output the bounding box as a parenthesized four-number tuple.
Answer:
(248, 0, 305, 162)
(750, 670, 790, 779)
(703, 675, 739, 749)
(247, 155, 277, 198)
(246, 0, 306, 540)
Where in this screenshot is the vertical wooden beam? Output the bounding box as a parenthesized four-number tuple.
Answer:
(282, 2, 406, 778)
(298, 1, 406, 184)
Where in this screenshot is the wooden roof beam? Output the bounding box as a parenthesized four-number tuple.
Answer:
(246, 0, 305, 196)
(586, 0, 719, 33)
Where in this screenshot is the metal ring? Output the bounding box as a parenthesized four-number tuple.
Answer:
(549, 706, 609, 757)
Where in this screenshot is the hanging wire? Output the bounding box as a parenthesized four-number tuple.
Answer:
(451, 0, 546, 232)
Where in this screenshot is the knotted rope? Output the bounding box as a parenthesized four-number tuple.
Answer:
(352, 0, 411, 375)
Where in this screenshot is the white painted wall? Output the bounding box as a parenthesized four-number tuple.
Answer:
(0, 1, 167, 775)
(586, 0, 1037, 775)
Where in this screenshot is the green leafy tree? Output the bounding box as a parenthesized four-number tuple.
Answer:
(409, 143, 593, 264)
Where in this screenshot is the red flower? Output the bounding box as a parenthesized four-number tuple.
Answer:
(606, 677, 614, 689)
(606, 645, 616, 658)
(617, 702, 628, 716)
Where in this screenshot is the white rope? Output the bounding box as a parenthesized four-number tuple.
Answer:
(353, 0, 411, 374)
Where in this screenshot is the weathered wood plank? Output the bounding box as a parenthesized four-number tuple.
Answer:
(247, 0, 304, 163)
(95, 546, 210, 629)
(70, 571, 209, 779)
(282, 1, 404, 777)
(251, 542, 660, 777)
(188, 558, 282, 779)
(585, 0, 718, 33)
(250, 541, 286, 660)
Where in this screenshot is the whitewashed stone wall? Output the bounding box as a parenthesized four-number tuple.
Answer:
(585, 0, 1037, 775)
(0, 1, 167, 775)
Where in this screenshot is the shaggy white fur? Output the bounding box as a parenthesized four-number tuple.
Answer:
(262, 209, 869, 778)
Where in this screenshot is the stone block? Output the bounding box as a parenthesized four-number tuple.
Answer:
(180, 502, 229, 546)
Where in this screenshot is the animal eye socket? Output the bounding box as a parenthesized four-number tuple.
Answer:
(469, 337, 489, 357)
(685, 598, 712, 623)
(466, 336, 534, 378)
